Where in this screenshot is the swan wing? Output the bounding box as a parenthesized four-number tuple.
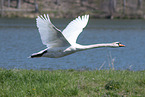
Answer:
(36, 14, 70, 48)
(62, 15, 89, 45)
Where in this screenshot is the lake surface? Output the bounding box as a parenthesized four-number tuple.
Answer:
(0, 18, 145, 71)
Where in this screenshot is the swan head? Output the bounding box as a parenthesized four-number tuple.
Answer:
(112, 42, 125, 47)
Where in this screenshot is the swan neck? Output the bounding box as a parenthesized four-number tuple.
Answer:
(77, 43, 114, 50)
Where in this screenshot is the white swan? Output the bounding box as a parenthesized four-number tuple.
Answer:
(29, 14, 125, 58)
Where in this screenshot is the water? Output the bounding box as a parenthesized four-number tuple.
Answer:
(0, 18, 145, 71)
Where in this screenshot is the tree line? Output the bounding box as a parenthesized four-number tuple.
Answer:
(0, 0, 144, 18)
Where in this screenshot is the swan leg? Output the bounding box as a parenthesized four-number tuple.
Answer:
(29, 50, 47, 58)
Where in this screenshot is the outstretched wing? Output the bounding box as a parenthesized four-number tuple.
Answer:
(36, 14, 70, 48)
(62, 15, 89, 45)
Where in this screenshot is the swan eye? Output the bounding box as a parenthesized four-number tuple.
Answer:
(116, 42, 121, 45)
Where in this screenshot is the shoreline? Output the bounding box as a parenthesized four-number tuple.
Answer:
(1, 11, 145, 19)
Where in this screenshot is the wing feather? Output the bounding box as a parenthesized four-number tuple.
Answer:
(36, 14, 70, 48)
(62, 15, 89, 45)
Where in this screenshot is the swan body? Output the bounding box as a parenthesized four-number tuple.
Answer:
(29, 14, 125, 58)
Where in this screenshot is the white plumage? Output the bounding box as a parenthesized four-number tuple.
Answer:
(36, 14, 69, 48)
(29, 14, 125, 58)
(62, 15, 89, 45)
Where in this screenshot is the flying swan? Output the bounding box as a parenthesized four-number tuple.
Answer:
(29, 14, 125, 58)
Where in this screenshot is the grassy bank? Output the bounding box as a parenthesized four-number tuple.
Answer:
(0, 69, 145, 96)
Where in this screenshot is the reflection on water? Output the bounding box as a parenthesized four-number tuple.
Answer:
(0, 18, 145, 71)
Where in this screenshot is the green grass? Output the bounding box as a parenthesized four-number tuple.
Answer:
(0, 69, 145, 97)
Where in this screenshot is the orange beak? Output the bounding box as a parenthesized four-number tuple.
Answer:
(119, 43, 125, 47)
